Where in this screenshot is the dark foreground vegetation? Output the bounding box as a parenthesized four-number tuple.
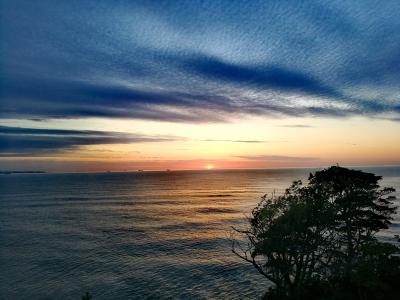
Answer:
(233, 166, 400, 300)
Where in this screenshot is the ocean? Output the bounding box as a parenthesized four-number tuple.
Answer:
(1, 167, 399, 299)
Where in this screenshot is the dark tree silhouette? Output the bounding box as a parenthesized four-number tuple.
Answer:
(232, 166, 399, 299)
(81, 292, 92, 300)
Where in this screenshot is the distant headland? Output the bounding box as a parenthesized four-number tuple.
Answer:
(0, 171, 46, 175)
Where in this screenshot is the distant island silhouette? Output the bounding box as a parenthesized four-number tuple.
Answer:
(0, 171, 46, 175)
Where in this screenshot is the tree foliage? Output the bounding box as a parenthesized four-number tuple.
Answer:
(232, 166, 399, 299)
(81, 292, 92, 300)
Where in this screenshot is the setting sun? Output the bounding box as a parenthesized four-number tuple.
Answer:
(205, 164, 215, 170)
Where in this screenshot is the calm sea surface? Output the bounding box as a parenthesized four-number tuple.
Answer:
(1, 167, 399, 299)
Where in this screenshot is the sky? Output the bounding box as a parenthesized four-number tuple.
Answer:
(1, 0, 400, 172)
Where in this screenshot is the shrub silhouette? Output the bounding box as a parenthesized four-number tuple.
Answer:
(81, 292, 92, 300)
(232, 166, 399, 299)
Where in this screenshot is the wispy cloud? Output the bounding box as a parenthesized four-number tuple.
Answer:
(201, 139, 268, 143)
(236, 155, 319, 162)
(1, 1, 400, 123)
(278, 124, 314, 128)
(0, 126, 182, 157)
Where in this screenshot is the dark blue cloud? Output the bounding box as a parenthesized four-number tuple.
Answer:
(0, 126, 182, 156)
(1, 0, 400, 122)
(183, 55, 339, 98)
(0, 76, 232, 122)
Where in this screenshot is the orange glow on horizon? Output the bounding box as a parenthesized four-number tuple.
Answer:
(2, 116, 400, 172)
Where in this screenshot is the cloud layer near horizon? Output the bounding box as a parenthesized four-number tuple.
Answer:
(1, 0, 400, 123)
(0, 126, 181, 156)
